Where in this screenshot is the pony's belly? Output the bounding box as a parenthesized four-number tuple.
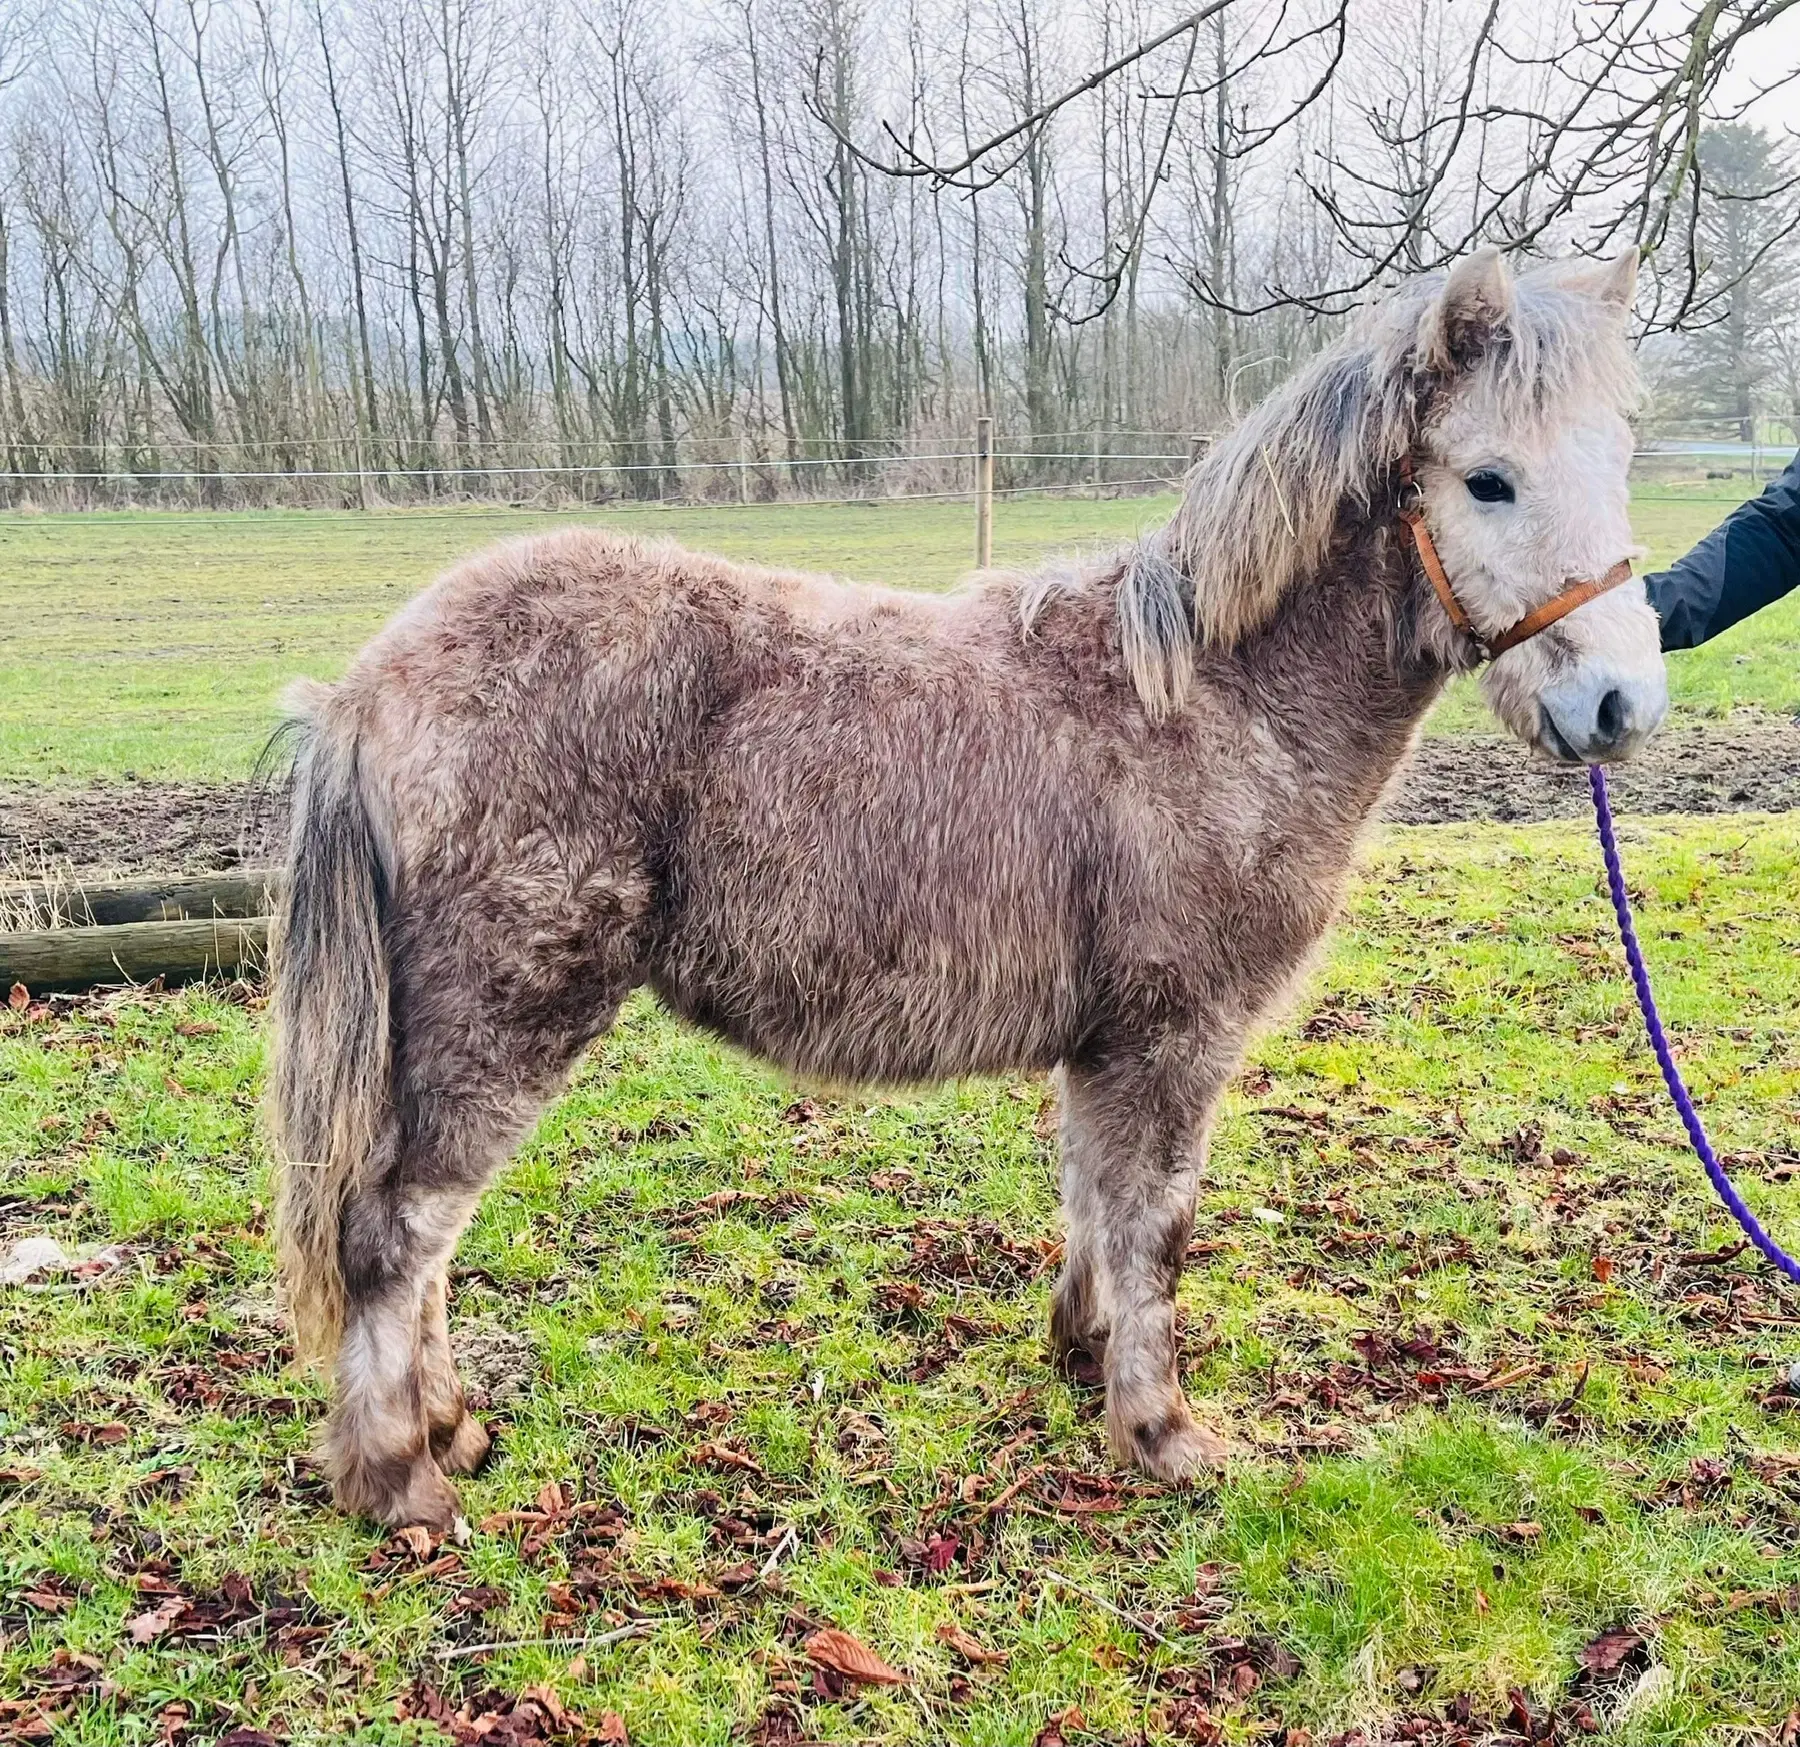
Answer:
(648, 943, 1072, 1087)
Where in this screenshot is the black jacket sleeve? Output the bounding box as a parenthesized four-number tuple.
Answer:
(1646, 449, 1800, 650)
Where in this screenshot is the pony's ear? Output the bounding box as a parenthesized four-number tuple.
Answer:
(1560, 246, 1639, 317)
(1421, 246, 1514, 374)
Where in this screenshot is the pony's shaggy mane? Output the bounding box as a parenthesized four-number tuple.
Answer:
(1022, 257, 1642, 716)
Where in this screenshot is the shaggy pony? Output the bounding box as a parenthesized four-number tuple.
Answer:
(268, 248, 1658, 1527)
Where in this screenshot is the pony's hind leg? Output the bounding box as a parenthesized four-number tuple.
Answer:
(422, 1270, 490, 1476)
(331, 1177, 481, 1529)
(1054, 1054, 1235, 1481)
(328, 945, 630, 1528)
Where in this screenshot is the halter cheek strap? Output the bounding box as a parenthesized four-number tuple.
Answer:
(1396, 456, 1634, 659)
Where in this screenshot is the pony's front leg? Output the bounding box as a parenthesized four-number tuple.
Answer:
(1054, 1054, 1235, 1480)
(1048, 1067, 1110, 1376)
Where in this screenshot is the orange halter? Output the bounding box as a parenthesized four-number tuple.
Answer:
(1396, 456, 1634, 659)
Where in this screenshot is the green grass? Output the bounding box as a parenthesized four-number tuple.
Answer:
(4, 812, 1800, 1743)
(3, 479, 1796, 784)
(0, 497, 1170, 784)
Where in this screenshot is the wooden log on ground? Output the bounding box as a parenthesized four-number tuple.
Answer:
(0, 917, 271, 996)
(0, 868, 280, 928)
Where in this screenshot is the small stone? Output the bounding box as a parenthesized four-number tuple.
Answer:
(0, 1236, 72, 1285)
(1785, 1359, 1800, 1393)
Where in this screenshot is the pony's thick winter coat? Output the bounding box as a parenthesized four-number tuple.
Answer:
(268, 251, 1659, 1528)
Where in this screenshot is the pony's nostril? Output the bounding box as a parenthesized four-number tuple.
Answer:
(1594, 687, 1628, 748)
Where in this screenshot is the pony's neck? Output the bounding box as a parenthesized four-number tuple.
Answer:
(1217, 517, 1456, 825)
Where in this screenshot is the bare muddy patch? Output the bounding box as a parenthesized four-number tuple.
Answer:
(1, 777, 273, 878)
(1385, 711, 1800, 825)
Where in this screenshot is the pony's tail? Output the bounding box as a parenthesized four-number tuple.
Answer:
(265, 681, 391, 1371)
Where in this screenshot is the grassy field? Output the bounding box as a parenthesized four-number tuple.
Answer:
(2, 478, 1797, 783)
(4, 814, 1800, 1744)
(3, 485, 1799, 1744)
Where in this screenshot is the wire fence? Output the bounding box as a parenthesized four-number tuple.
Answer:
(0, 434, 1212, 510)
(0, 428, 1786, 512)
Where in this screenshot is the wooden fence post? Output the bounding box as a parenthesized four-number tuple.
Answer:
(975, 416, 994, 569)
(352, 421, 372, 512)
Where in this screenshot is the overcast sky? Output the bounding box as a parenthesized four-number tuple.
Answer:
(1723, 7, 1800, 134)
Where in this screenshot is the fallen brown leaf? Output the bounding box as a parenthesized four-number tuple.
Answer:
(935, 1621, 1009, 1666)
(1678, 1241, 1749, 1268)
(519, 1685, 574, 1729)
(1034, 1705, 1086, 1747)
(130, 1465, 196, 1498)
(804, 1626, 906, 1687)
(127, 1596, 187, 1645)
(747, 1695, 806, 1745)
(19, 1585, 77, 1615)
(1473, 1362, 1539, 1393)
(59, 1421, 129, 1445)
(692, 1440, 764, 1477)
(1580, 1625, 1645, 1674)
(478, 1507, 555, 1534)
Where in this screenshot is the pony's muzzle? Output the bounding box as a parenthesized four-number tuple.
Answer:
(1536, 665, 1667, 764)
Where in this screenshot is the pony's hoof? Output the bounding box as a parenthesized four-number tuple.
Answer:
(1114, 1402, 1239, 1480)
(335, 1454, 463, 1531)
(432, 1412, 493, 1477)
(389, 1464, 464, 1531)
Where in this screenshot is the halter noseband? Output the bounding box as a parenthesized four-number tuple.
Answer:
(1396, 456, 1634, 659)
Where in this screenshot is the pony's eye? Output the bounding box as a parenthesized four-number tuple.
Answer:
(1465, 470, 1514, 504)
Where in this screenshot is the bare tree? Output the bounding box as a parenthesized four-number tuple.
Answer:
(311, 0, 383, 485)
(2, 0, 1797, 509)
(1656, 122, 1800, 439)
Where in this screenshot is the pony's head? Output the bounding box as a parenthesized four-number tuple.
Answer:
(1406, 247, 1664, 762)
(1140, 246, 1666, 762)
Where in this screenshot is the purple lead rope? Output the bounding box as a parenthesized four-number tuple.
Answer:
(1587, 764, 1800, 1284)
